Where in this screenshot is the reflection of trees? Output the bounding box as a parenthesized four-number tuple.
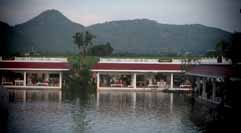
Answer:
(62, 69, 96, 132)
(71, 99, 89, 132)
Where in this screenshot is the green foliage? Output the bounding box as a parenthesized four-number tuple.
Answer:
(215, 32, 241, 64)
(215, 40, 229, 57)
(73, 31, 95, 58)
(68, 55, 98, 70)
(65, 55, 98, 93)
(225, 32, 241, 64)
(89, 42, 113, 56)
(205, 50, 217, 57)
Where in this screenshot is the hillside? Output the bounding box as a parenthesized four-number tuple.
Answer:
(0, 21, 36, 54)
(13, 9, 85, 54)
(87, 19, 230, 55)
(0, 9, 231, 55)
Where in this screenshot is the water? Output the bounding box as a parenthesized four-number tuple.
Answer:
(5, 90, 226, 133)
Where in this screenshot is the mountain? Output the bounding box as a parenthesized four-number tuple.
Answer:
(87, 19, 231, 54)
(13, 9, 84, 54)
(0, 9, 231, 55)
(0, 21, 11, 54)
(0, 21, 36, 54)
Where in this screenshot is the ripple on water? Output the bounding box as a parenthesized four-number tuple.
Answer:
(8, 91, 203, 133)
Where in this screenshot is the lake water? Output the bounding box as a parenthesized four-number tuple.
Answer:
(5, 89, 227, 133)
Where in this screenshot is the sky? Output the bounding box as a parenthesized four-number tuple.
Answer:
(0, 0, 240, 32)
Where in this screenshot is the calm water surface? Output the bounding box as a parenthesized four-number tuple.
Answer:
(7, 90, 210, 133)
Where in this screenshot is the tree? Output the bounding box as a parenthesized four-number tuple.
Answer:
(216, 32, 241, 64)
(215, 40, 228, 57)
(73, 31, 95, 68)
(89, 42, 113, 56)
(224, 32, 241, 64)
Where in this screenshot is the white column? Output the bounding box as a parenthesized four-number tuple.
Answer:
(133, 73, 137, 89)
(23, 72, 27, 87)
(96, 72, 100, 90)
(45, 73, 49, 81)
(59, 72, 62, 89)
(170, 73, 174, 89)
(148, 74, 153, 86)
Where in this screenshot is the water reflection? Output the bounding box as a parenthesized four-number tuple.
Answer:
(7, 90, 220, 133)
(95, 91, 198, 133)
(7, 89, 87, 133)
(8, 89, 62, 102)
(97, 92, 172, 112)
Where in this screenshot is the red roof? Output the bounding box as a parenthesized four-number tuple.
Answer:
(92, 63, 182, 71)
(186, 65, 234, 77)
(0, 62, 71, 70)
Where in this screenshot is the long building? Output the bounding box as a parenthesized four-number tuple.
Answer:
(91, 57, 230, 91)
(0, 57, 70, 89)
(187, 63, 238, 106)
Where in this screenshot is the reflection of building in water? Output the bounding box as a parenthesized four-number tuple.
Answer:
(0, 57, 70, 89)
(96, 91, 170, 112)
(8, 89, 62, 102)
(91, 58, 230, 91)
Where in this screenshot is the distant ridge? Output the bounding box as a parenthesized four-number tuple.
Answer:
(87, 18, 230, 54)
(0, 9, 231, 55)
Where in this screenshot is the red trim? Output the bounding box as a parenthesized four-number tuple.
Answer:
(0, 62, 71, 70)
(187, 65, 234, 77)
(92, 63, 182, 71)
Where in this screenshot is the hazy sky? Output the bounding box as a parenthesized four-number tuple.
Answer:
(0, 0, 240, 32)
